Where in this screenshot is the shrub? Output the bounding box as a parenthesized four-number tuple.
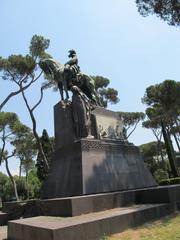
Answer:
(159, 177, 180, 186)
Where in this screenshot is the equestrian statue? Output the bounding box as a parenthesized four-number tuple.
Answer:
(39, 50, 102, 106)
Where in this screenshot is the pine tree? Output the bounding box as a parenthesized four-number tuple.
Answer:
(36, 129, 54, 181)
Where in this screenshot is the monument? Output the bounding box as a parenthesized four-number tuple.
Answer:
(7, 50, 180, 240)
(39, 49, 157, 199)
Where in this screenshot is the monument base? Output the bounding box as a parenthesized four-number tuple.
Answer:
(41, 139, 157, 199)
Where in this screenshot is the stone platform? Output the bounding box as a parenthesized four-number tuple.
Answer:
(41, 103, 157, 199)
(3, 185, 180, 220)
(0, 212, 8, 226)
(41, 139, 156, 199)
(8, 203, 174, 240)
(37, 184, 180, 217)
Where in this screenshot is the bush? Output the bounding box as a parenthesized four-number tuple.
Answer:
(154, 169, 169, 182)
(0, 170, 41, 202)
(159, 177, 180, 186)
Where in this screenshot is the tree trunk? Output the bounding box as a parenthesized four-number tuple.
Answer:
(5, 158, 19, 201)
(25, 170, 29, 200)
(21, 89, 49, 171)
(153, 130, 167, 172)
(173, 133, 180, 152)
(161, 120, 179, 178)
(19, 159, 22, 178)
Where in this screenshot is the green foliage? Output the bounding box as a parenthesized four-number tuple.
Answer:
(0, 170, 41, 201)
(0, 35, 50, 83)
(0, 172, 8, 201)
(118, 112, 145, 139)
(143, 80, 180, 116)
(140, 141, 168, 181)
(136, 0, 180, 26)
(27, 169, 41, 199)
(100, 235, 108, 240)
(0, 35, 50, 112)
(93, 76, 110, 90)
(0, 112, 30, 163)
(29, 35, 50, 59)
(142, 80, 180, 177)
(159, 177, 180, 185)
(154, 169, 169, 183)
(91, 76, 119, 108)
(12, 131, 37, 176)
(0, 174, 26, 201)
(36, 129, 54, 181)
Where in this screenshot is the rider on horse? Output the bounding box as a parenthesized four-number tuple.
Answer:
(64, 49, 80, 83)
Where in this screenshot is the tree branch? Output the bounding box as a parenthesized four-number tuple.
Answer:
(21, 88, 49, 170)
(127, 120, 140, 139)
(0, 129, 6, 163)
(31, 86, 44, 112)
(0, 71, 42, 111)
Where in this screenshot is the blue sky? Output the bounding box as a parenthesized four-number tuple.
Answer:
(1, 0, 180, 174)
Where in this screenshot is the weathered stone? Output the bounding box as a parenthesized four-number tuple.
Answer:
(92, 107, 124, 140)
(41, 138, 156, 199)
(8, 203, 174, 240)
(0, 212, 8, 226)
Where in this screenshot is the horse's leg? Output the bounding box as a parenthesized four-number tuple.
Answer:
(65, 90, 69, 100)
(63, 74, 69, 100)
(58, 82, 64, 101)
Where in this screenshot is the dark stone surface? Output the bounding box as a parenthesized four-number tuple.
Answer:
(43, 102, 157, 199)
(54, 102, 74, 150)
(2, 200, 40, 220)
(0, 212, 8, 226)
(8, 203, 174, 240)
(39, 191, 135, 217)
(3, 184, 180, 220)
(39, 184, 180, 217)
(41, 139, 157, 199)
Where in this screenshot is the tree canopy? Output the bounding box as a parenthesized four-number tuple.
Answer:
(136, 0, 180, 26)
(0, 112, 32, 200)
(0, 35, 50, 111)
(36, 129, 54, 181)
(91, 76, 119, 108)
(139, 141, 168, 181)
(142, 80, 180, 177)
(118, 111, 145, 139)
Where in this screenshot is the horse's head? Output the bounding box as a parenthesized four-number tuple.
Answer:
(39, 58, 54, 75)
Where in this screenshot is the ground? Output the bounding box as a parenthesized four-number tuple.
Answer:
(108, 213, 180, 240)
(0, 226, 7, 240)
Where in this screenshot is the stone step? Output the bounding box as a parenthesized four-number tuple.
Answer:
(38, 190, 136, 217)
(8, 203, 173, 240)
(0, 212, 8, 226)
(35, 184, 180, 217)
(3, 184, 180, 221)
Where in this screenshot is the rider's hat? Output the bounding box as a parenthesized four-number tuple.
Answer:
(68, 49, 76, 57)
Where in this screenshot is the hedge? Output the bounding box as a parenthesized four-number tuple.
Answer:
(159, 177, 180, 186)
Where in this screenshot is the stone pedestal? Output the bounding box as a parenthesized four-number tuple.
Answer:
(41, 102, 157, 199)
(42, 138, 156, 198)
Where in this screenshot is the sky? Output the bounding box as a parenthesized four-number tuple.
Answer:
(1, 0, 180, 175)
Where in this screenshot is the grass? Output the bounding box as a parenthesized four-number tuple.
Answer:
(106, 213, 180, 240)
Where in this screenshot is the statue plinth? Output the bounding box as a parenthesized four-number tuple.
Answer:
(41, 102, 157, 199)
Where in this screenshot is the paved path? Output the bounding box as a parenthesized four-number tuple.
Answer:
(0, 226, 7, 240)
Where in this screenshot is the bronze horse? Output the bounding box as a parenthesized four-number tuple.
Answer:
(39, 58, 101, 105)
